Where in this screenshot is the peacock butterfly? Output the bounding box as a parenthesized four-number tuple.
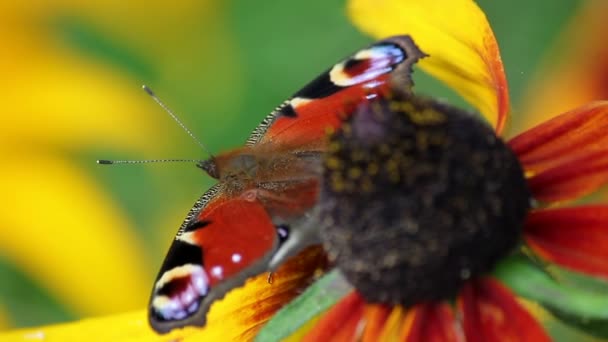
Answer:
(148, 35, 424, 333)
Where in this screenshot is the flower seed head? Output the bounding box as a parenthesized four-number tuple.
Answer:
(320, 92, 530, 305)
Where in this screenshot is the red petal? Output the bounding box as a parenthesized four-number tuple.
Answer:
(460, 278, 550, 342)
(526, 149, 608, 202)
(509, 102, 608, 202)
(524, 206, 608, 278)
(302, 291, 365, 342)
(405, 303, 462, 342)
(509, 102, 608, 174)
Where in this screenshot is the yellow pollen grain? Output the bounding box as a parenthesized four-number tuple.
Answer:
(386, 158, 399, 173)
(382, 251, 400, 267)
(350, 149, 366, 162)
(343, 181, 356, 193)
(325, 156, 342, 170)
(390, 100, 415, 114)
(400, 140, 413, 151)
(347, 167, 363, 179)
(328, 141, 342, 153)
(429, 133, 446, 146)
(389, 101, 400, 112)
(330, 173, 345, 192)
(389, 170, 400, 183)
(400, 156, 413, 168)
(416, 132, 429, 150)
(367, 162, 379, 175)
(371, 101, 385, 118)
(386, 159, 401, 183)
(361, 178, 374, 193)
(379, 143, 391, 155)
(407, 108, 446, 125)
(341, 123, 352, 136)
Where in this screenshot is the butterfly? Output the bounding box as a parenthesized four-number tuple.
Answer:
(148, 35, 424, 334)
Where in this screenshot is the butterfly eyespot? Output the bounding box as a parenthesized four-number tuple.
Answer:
(276, 224, 290, 244)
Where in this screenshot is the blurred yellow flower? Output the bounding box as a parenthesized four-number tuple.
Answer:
(517, 1, 608, 132)
(0, 0, 238, 328)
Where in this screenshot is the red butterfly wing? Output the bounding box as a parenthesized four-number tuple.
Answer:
(149, 192, 277, 333)
(252, 36, 424, 147)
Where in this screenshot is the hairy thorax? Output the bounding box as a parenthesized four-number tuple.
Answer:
(198, 143, 323, 220)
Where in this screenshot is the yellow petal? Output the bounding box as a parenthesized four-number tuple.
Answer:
(0, 247, 326, 341)
(377, 306, 407, 341)
(348, 0, 509, 133)
(199, 247, 326, 340)
(0, 310, 175, 342)
(0, 154, 151, 317)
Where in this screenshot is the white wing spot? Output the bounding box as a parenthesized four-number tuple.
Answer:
(232, 253, 242, 263)
(211, 266, 223, 279)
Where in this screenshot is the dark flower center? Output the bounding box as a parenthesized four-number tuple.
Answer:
(320, 92, 530, 305)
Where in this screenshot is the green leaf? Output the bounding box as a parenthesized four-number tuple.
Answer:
(255, 270, 353, 342)
(0, 256, 75, 327)
(495, 255, 608, 338)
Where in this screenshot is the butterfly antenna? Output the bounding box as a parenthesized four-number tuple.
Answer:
(142, 85, 214, 158)
(97, 159, 200, 165)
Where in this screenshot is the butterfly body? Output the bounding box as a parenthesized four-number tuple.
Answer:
(149, 36, 424, 333)
(199, 142, 323, 217)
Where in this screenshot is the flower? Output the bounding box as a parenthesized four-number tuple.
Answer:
(0, 0, 241, 329)
(259, 0, 608, 341)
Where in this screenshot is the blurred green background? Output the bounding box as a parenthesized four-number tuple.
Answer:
(2, 0, 605, 340)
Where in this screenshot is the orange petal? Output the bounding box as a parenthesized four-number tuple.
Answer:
(354, 304, 409, 342)
(460, 278, 550, 342)
(404, 303, 462, 342)
(508, 102, 608, 202)
(524, 206, 608, 279)
(377, 305, 408, 341)
(361, 304, 391, 342)
(302, 291, 365, 342)
(348, 0, 509, 133)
